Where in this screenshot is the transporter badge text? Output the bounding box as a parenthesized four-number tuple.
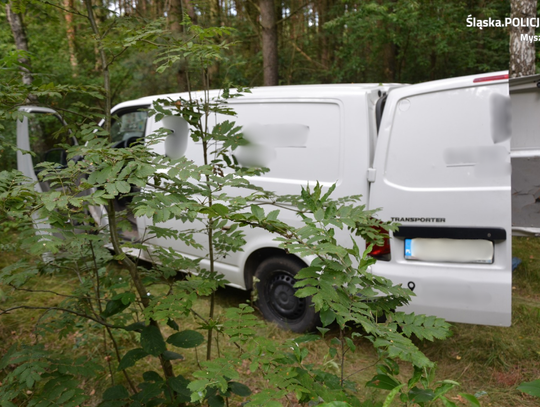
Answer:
(391, 217, 446, 223)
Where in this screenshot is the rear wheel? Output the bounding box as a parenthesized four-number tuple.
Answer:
(254, 256, 320, 333)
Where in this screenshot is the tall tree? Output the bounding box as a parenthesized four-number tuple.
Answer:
(63, 0, 79, 75)
(260, 0, 278, 85)
(168, 0, 184, 33)
(183, 0, 198, 24)
(510, 0, 537, 77)
(6, 1, 36, 103)
(167, 0, 190, 92)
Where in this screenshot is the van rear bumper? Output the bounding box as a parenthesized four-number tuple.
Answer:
(371, 262, 512, 326)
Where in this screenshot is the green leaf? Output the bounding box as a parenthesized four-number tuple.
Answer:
(167, 318, 180, 331)
(103, 385, 129, 400)
(140, 325, 167, 356)
(383, 383, 405, 407)
(228, 381, 251, 397)
(293, 334, 320, 344)
(167, 330, 204, 348)
(210, 203, 229, 217)
(319, 308, 336, 327)
(317, 327, 330, 336)
(329, 347, 337, 358)
(345, 337, 356, 352)
(407, 366, 423, 389)
(162, 351, 184, 361)
(408, 387, 435, 403)
(168, 376, 191, 402)
(459, 393, 481, 407)
(318, 403, 352, 407)
(296, 286, 318, 298)
(115, 181, 131, 194)
(207, 394, 225, 407)
(434, 381, 459, 399)
(118, 348, 149, 371)
(517, 379, 540, 397)
(57, 388, 76, 404)
(114, 291, 136, 305)
(440, 396, 458, 407)
(105, 183, 118, 196)
(125, 322, 146, 332)
(101, 299, 130, 318)
(250, 204, 264, 220)
(0, 344, 18, 369)
(366, 374, 400, 390)
(143, 370, 164, 382)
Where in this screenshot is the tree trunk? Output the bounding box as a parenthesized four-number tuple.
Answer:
(63, 0, 79, 76)
(138, 0, 147, 16)
(166, 0, 189, 92)
(168, 0, 183, 33)
(183, 0, 197, 24)
(84, 0, 177, 381)
(510, 0, 537, 77)
(211, 0, 221, 27)
(6, 1, 36, 95)
(260, 0, 278, 86)
(316, 0, 329, 69)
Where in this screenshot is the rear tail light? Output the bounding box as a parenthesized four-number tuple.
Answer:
(473, 74, 509, 83)
(368, 226, 391, 261)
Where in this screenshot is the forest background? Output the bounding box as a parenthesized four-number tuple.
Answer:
(0, 0, 525, 172)
(0, 0, 514, 119)
(1, 1, 540, 407)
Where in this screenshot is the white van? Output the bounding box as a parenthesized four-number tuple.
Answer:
(18, 71, 527, 331)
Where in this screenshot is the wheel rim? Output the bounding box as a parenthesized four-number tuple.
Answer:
(266, 271, 306, 321)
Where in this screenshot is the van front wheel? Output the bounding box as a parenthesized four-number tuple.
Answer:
(254, 257, 320, 333)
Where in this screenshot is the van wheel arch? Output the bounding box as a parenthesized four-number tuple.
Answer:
(244, 249, 320, 333)
(243, 248, 291, 290)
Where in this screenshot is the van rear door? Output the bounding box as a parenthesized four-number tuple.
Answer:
(16, 106, 75, 234)
(17, 106, 73, 193)
(509, 74, 540, 236)
(369, 73, 512, 326)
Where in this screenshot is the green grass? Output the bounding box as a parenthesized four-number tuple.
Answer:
(418, 237, 540, 406)
(1, 233, 540, 406)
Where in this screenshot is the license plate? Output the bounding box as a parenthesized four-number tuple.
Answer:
(405, 238, 493, 264)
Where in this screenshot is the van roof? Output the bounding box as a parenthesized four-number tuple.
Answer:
(112, 71, 509, 112)
(112, 83, 403, 111)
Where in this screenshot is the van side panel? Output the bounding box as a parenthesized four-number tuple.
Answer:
(230, 101, 342, 194)
(143, 91, 374, 289)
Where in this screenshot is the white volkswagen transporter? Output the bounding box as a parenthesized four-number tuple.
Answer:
(18, 71, 537, 331)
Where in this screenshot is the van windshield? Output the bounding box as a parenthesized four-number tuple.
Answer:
(111, 111, 148, 143)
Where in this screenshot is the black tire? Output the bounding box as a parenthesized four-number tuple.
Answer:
(254, 256, 320, 333)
